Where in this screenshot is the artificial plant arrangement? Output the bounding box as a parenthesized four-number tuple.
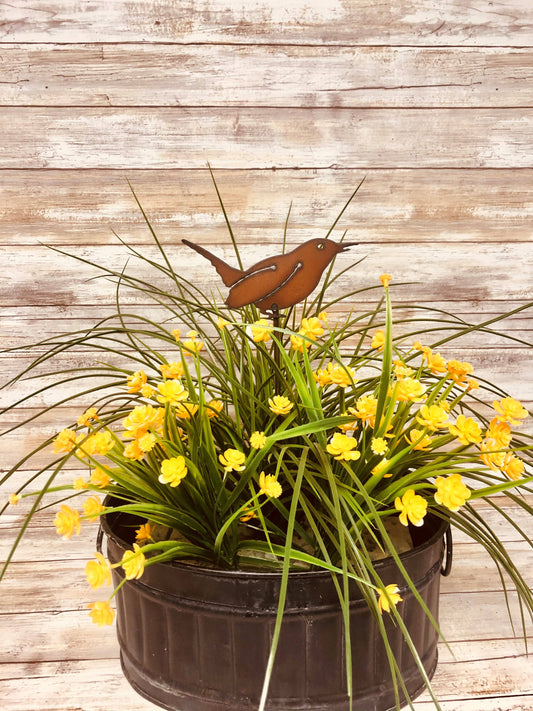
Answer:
(1, 176, 532, 711)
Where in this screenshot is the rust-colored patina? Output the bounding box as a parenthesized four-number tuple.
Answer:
(182, 238, 357, 313)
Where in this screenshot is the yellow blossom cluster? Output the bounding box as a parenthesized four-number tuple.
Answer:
(219, 448, 246, 473)
(290, 316, 326, 352)
(315, 362, 357, 389)
(268, 395, 293, 416)
(377, 584, 402, 614)
(326, 433, 360, 461)
(159, 456, 188, 487)
(122, 404, 165, 461)
(182, 329, 205, 356)
(258, 471, 282, 498)
(478, 397, 528, 481)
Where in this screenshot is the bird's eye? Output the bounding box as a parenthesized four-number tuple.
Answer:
(317, 242, 325, 250)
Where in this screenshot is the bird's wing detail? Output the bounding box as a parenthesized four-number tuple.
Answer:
(182, 239, 243, 287)
(226, 262, 303, 309)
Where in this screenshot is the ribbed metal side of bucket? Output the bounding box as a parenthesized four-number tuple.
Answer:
(102, 502, 447, 711)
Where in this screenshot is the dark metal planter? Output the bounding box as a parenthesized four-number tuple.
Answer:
(100, 504, 449, 711)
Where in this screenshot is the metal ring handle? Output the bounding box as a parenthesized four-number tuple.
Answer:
(96, 523, 104, 555)
(441, 526, 453, 577)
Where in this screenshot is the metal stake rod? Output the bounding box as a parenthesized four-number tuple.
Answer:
(270, 304, 281, 391)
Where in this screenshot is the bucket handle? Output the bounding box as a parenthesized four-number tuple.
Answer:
(441, 526, 453, 577)
(96, 523, 104, 555)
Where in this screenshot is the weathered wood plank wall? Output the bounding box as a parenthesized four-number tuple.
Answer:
(0, 1, 532, 709)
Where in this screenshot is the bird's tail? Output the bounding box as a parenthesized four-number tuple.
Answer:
(182, 239, 243, 287)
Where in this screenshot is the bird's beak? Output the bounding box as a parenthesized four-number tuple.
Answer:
(340, 242, 358, 252)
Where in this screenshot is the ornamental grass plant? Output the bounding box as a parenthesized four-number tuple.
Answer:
(1, 179, 533, 711)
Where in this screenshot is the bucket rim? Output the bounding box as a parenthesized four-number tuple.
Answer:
(100, 495, 449, 582)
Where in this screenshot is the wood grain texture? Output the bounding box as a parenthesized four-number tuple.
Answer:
(1, 0, 532, 46)
(1, 1, 532, 709)
(1, 243, 531, 305)
(1, 169, 533, 245)
(1, 44, 532, 108)
(1, 107, 533, 169)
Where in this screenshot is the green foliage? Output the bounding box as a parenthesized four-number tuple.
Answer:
(1, 179, 532, 711)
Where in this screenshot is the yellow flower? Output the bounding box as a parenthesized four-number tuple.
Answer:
(136, 522, 156, 544)
(377, 583, 402, 614)
(405, 429, 433, 451)
(371, 329, 385, 351)
(123, 439, 145, 461)
(77, 407, 99, 426)
(174, 402, 199, 419)
(160, 361, 185, 379)
(393, 360, 414, 379)
(88, 600, 115, 627)
(500, 452, 525, 481)
(217, 316, 230, 329)
(327, 362, 357, 389)
(182, 337, 204, 356)
(394, 489, 428, 527)
(337, 413, 358, 433)
(318, 311, 329, 323)
(486, 418, 512, 448)
(371, 458, 391, 478)
(251, 319, 271, 343)
(416, 404, 448, 431)
(80, 430, 114, 457)
(123, 405, 164, 439)
(54, 505, 81, 539)
(83, 495, 105, 521)
(141, 383, 156, 398)
(290, 333, 308, 352)
(466, 378, 480, 391)
(156, 379, 189, 406)
(394, 377, 426, 403)
(350, 395, 378, 427)
(159, 456, 188, 487)
(326, 433, 361, 461)
(85, 552, 111, 589)
(434, 474, 471, 511)
(379, 273, 392, 288)
(171, 328, 181, 341)
(492, 397, 528, 426)
(300, 317, 324, 340)
(447, 359, 474, 386)
(250, 431, 267, 449)
(219, 449, 246, 473)
(122, 543, 146, 580)
(417, 345, 444, 373)
(448, 415, 482, 445)
(422, 349, 447, 375)
(479, 438, 505, 471)
(52, 428, 78, 454)
(138, 432, 157, 452)
(127, 370, 147, 393)
(9, 493, 21, 506)
(258, 472, 282, 498)
(268, 395, 294, 416)
(239, 505, 258, 522)
(370, 437, 388, 455)
(90, 468, 112, 488)
(73, 477, 89, 490)
(207, 399, 224, 418)
(314, 367, 332, 387)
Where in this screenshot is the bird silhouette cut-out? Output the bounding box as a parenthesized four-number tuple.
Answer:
(182, 238, 357, 313)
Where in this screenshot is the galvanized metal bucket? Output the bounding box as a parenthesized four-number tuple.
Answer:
(100, 503, 450, 711)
